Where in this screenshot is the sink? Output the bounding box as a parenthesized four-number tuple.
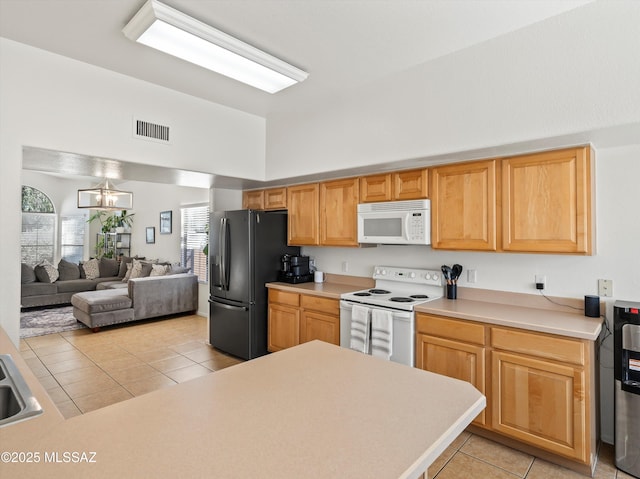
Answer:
(0, 354, 43, 427)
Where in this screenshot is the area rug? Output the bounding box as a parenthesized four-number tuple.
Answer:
(20, 305, 87, 338)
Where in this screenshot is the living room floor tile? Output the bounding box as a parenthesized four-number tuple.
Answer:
(46, 386, 72, 404)
(73, 386, 133, 413)
(55, 400, 82, 419)
(200, 355, 242, 371)
(150, 355, 197, 373)
(31, 341, 77, 357)
(97, 354, 145, 373)
(169, 340, 208, 355)
(19, 339, 32, 351)
(23, 357, 51, 378)
(181, 347, 224, 363)
(25, 333, 69, 350)
(46, 356, 96, 374)
(133, 347, 181, 363)
(107, 363, 162, 383)
(38, 349, 89, 365)
(38, 374, 61, 391)
(62, 374, 120, 399)
(54, 365, 105, 386)
(164, 364, 212, 383)
(122, 375, 178, 397)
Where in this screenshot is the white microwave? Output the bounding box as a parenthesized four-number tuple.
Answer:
(357, 199, 431, 245)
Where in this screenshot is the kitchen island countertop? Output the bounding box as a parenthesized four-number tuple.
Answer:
(1, 330, 484, 479)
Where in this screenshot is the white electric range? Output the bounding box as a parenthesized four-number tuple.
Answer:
(340, 266, 444, 366)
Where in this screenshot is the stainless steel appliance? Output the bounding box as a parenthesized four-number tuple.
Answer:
(209, 210, 299, 360)
(357, 199, 430, 245)
(340, 266, 443, 366)
(614, 300, 640, 478)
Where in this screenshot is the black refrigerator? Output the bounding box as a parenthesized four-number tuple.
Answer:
(209, 209, 299, 360)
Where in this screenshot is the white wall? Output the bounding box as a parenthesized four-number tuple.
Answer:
(266, 1, 640, 179)
(0, 38, 266, 345)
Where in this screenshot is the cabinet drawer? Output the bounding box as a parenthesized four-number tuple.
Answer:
(268, 289, 299, 307)
(491, 327, 585, 366)
(300, 295, 339, 315)
(416, 314, 486, 345)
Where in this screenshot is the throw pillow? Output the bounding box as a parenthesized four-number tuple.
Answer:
(129, 259, 145, 280)
(118, 256, 133, 278)
(34, 259, 60, 283)
(57, 259, 80, 281)
(99, 257, 120, 278)
(83, 258, 100, 280)
(121, 262, 133, 282)
(169, 265, 190, 275)
(21, 263, 36, 284)
(150, 264, 170, 277)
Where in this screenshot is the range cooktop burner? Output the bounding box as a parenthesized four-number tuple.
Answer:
(353, 292, 372, 297)
(369, 289, 391, 294)
(410, 294, 430, 299)
(390, 297, 415, 303)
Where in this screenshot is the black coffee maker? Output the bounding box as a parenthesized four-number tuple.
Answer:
(279, 254, 313, 283)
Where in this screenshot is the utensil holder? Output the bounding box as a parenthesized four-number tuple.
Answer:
(446, 283, 457, 300)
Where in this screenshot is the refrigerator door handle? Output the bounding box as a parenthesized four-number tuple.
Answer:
(219, 217, 228, 290)
(210, 300, 248, 312)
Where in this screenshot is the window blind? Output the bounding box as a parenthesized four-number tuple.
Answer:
(181, 204, 209, 282)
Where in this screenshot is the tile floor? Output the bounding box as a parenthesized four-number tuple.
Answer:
(20, 315, 633, 479)
(19, 314, 242, 417)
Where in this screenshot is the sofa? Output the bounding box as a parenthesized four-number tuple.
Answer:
(21, 258, 125, 309)
(71, 273, 198, 331)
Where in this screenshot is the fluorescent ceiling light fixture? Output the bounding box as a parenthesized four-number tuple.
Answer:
(77, 178, 133, 211)
(123, 0, 308, 93)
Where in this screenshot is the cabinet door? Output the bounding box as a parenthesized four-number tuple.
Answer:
(242, 190, 264, 210)
(502, 147, 592, 254)
(431, 160, 497, 251)
(416, 334, 486, 426)
(300, 311, 340, 345)
(393, 168, 429, 200)
(287, 183, 319, 246)
(360, 174, 392, 203)
(268, 303, 300, 352)
(491, 351, 587, 462)
(320, 178, 359, 246)
(264, 187, 287, 210)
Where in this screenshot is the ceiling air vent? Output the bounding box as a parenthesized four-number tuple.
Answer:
(133, 118, 170, 144)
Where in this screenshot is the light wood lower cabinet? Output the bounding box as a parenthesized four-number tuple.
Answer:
(268, 289, 340, 352)
(415, 314, 594, 467)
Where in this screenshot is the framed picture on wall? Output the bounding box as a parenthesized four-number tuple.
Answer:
(146, 227, 155, 244)
(160, 210, 172, 234)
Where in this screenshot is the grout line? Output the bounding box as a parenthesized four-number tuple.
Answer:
(456, 451, 523, 478)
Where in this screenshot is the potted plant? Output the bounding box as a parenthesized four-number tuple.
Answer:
(115, 210, 135, 233)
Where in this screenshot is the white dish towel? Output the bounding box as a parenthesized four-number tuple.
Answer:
(371, 309, 393, 360)
(349, 305, 370, 354)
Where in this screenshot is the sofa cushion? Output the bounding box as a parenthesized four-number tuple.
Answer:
(21, 282, 57, 297)
(83, 258, 100, 280)
(129, 259, 154, 280)
(118, 256, 133, 278)
(169, 265, 190, 275)
(71, 289, 132, 314)
(21, 263, 36, 284)
(96, 281, 128, 290)
(57, 259, 81, 281)
(34, 260, 59, 283)
(150, 264, 170, 277)
(99, 257, 120, 278)
(56, 279, 98, 293)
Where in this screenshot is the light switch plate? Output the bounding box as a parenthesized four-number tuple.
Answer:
(598, 279, 613, 297)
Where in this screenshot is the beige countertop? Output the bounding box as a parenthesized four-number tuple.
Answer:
(416, 297, 602, 341)
(0, 337, 484, 479)
(266, 274, 373, 299)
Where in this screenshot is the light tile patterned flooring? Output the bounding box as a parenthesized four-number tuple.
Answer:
(20, 315, 633, 479)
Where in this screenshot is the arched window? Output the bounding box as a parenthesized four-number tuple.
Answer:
(21, 186, 56, 265)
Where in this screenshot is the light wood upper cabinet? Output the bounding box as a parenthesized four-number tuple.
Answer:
(287, 183, 320, 246)
(242, 190, 264, 210)
(320, 178, 359, 246)
(431, 160, 498, 251)
(502, 147, 592, 254)
(360, 169, 429, 203)
(360, 173, 393, 203)
(394, 168, 429, 200)
(264, 187, 287, 210)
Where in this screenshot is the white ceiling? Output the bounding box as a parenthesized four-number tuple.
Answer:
(0, 0, 592, 118)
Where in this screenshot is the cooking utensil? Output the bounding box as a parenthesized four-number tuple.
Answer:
(452, 264, 463, 281)
(441, 265, 452, 283)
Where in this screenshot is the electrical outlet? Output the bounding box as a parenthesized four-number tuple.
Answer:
(598, 279, 613, 297)
(535, 275, 546, 290)
(467, 269, 477, 283)
(342, 261, 349, 273)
